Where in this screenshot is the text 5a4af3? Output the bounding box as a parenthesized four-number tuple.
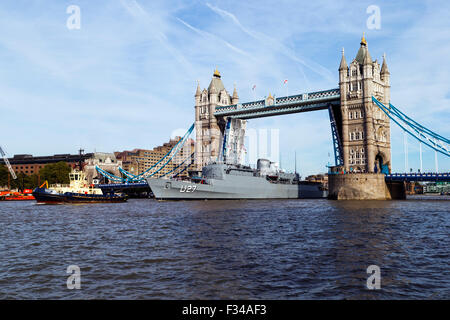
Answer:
(226, 305, 266, 315)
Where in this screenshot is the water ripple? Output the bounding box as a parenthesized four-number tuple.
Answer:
(0, 197, 449, 299)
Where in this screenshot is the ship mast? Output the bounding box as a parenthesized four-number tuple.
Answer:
(295, 151, 297, 174)
(78, 148, 84, 171)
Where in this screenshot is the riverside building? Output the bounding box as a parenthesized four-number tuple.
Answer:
(115, 137, 195, 178)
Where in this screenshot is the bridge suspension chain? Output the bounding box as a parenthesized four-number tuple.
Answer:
(159, 152, 195, 179)
(96, 123, 195, 183)
(119, 123, 194, 181)
(95, 166, 124, 182)
(372, 97, 450, 158)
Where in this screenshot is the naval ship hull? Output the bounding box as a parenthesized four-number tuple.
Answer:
(147, 176, 327, 200)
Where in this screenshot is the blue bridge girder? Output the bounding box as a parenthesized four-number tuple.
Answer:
(96, 182, 150, 192)
(214, 88, 341, 119)
(385, 173, 450, 182)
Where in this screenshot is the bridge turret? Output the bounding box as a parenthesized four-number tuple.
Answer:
(195, 81, 201, 106)
(232, 84, 239, 105)
(361, 38, 373, 80)
(339, 48, 350, 170)
(381, 54, 389, 75)
(381, 54, 390, 84)
(339, 48, 348, 82)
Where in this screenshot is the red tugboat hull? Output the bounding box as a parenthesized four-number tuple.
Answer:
(0, 190, 35, 201)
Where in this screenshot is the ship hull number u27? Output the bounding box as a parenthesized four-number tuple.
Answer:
(180, 185, 197, 193)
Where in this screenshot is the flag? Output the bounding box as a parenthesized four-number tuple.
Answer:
(284, 79, 288, 84)
(252, 85, 256, 90)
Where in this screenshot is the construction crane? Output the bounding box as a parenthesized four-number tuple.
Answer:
(0, 145, 17, 180)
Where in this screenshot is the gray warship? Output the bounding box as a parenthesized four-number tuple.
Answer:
(147, 159, 327, 200)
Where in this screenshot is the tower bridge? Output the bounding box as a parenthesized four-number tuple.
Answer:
(195, 34, 392, 177)
(192, 34, 449, 200)
(96, 35, 448, 199)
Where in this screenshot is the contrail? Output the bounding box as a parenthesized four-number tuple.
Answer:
(177, 18, 253, 59)
(206, 2, 334, 82)
(119, 0, 194, 76)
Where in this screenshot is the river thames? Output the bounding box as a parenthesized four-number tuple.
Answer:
(0, 196, 448, 299)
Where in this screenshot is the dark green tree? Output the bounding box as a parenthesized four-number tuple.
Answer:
(9, 173, 41, 191)
(39, 162, 72, 185)
(0, 165, 9, 188)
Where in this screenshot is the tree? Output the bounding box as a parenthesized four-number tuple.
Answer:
(10, 173, 41, 191)
(39, 162, 72, 185)
(0, 165, 9, 188)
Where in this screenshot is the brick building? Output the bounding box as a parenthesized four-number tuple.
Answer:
(0, 153, 93, 176)
(115, 137, 195, 178)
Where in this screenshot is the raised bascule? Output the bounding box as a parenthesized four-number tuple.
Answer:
(96, 35, 449, 200)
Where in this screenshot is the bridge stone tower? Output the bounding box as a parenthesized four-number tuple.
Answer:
(338, 35, 391, 173)
(194, 69, 237, 171)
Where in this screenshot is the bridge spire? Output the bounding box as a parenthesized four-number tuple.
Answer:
(355, 32, 372, 65)
(381, 53, 390, 75)
(232, 83, 239, 104)
(339, 47, 347, 70)
(195, 80, 201, 97)
(363, 45, 372, 65)
(361, 32, 367, 46)
(213, 67, 221, 78)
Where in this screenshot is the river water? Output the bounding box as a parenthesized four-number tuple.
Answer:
(0, 196, 448, 299)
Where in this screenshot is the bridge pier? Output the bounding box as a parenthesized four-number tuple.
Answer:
(328, 173, 405, 200)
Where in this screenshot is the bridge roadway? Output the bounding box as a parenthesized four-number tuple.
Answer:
(385, 173, 450, 182)
(214, 88, 340, 119)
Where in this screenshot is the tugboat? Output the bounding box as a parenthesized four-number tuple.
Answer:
(32, 169, 127, 204)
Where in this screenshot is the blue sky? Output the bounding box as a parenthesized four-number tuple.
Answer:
(0, 0, 449, 175)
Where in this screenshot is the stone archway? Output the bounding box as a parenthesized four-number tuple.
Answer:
(375, 152, 389, 174)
